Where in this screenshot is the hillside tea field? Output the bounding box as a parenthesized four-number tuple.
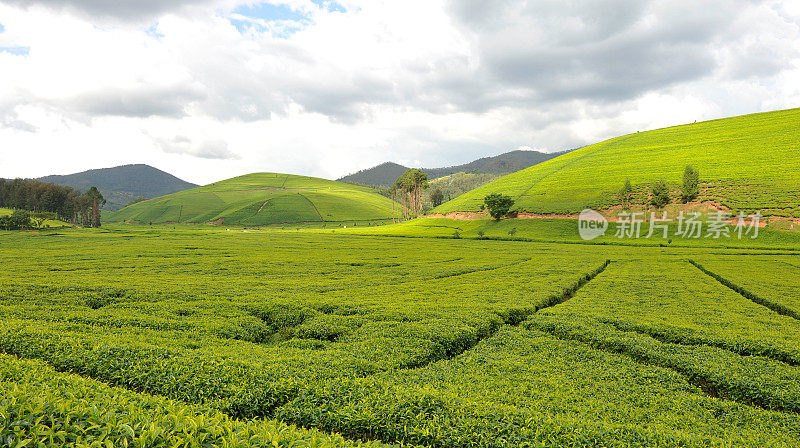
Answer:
(436, 108, 800, 216)
(2, 227, 800, 447)
(106, 173, 398, 227)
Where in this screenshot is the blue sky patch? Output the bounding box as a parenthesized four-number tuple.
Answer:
(233, 2, 308, 22)
(228, 2, 347, 37)
(312, 0, 346, 13)
(0, 23, 5, 33)
(145, 23, 164, 39)
(0, 46, 30, 56)
(229, 2, 313, 37)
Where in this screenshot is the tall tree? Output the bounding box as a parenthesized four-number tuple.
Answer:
(392, 169, 429, 220)
(86, 186, 105, 228)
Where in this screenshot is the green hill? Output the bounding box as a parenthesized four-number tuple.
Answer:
(435, 108, 800, 217)
(106, 173, 398, 226)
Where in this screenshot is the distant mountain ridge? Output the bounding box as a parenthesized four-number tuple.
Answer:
(37, 164, 198, 211)
(337, 150, 572, 186)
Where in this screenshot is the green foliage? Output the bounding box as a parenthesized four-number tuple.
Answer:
(619, 178, 633, 207)
(682, 165, 700, 203)
(0, 354, 383, 447)
(0, 208, 69, 229)
(483, 193, 514, 221)
(37, 164, 198, 211)
(106, 173, 397, 226)
(1, 228, 800, 446)
(430, 188, 445, 207)
(650, 179, 671, 208)
(127, 196, 149, 206)
(425, 172, 504, 209)
(0, 210, 33, 230)
(436, 108, 800, 217)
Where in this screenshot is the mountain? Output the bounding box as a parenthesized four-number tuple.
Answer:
(106, 172, 398, 226)
(434, 108, 800, 217)
(37, 164, 197, 211)
(337, 150, 570, 186)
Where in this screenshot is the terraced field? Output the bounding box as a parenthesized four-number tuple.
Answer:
(106, 173, 398, 226)
(435, 107, 800, 217)
(2, 227, 800, 446)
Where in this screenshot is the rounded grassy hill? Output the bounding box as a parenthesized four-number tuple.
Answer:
(106, 173, 398, 226)
(435, 108, 800, 217)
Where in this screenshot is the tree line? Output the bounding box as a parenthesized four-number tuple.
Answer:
(0, 178, 105, 227)
(390, 169, 429, 221)
(619, 165, 700, 209)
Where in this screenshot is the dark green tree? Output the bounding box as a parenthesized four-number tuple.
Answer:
(0, 210, 33, 230)
(650, 179, 671, 208)
(681, 165, 700, 203)
(483, 193, 515, 221)
(619, 178, 633, 208)
(86, 186, 106, 228)
(430, 188, 445, 207)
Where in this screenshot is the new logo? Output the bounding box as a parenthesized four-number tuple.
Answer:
(578, 209, 608, 240)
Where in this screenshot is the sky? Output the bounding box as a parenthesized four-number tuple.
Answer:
(0, 0, 798, 185)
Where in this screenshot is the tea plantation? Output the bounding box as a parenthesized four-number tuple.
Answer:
(106, 173, 397, 226)
(435, 107, 800, 217)
(2, 226, 800, 446)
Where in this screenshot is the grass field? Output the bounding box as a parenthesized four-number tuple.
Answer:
(435, 108, 800, 217)
(340, 216, 800, 249)
(106, 173, 399, 226)
(2, 225, 800, 446)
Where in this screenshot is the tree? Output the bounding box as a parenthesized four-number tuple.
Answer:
(392, 169, 429, 220)
(650, 179, 671, 209)
(0, 210, 33, 230)
(85, 186, 105, 228)
(483, 193, 515, 221)
(681, 165, 700, 203)
(0, 178, 83, 222)
(619, 178, 633, 208)
(430, 188, 445, 208)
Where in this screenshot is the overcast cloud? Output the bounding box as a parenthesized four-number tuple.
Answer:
(0, 0, 798, 184)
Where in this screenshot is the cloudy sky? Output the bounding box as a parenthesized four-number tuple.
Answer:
(0, 0, 798, 184)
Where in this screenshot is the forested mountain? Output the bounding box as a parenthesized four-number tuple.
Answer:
(38, 164, 197, 211)
(337, 149, 572, 186)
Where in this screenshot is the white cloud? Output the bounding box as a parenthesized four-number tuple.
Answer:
(0, 0, 798, 185)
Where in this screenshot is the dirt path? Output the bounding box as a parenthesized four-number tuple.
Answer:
(429, 201, 800, 228)
(297, 193, 325, 221)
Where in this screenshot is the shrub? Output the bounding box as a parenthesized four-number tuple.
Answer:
(619, 179, 633, 207)
(650, 180, 671, 208)
(681, 165, 700, 203)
